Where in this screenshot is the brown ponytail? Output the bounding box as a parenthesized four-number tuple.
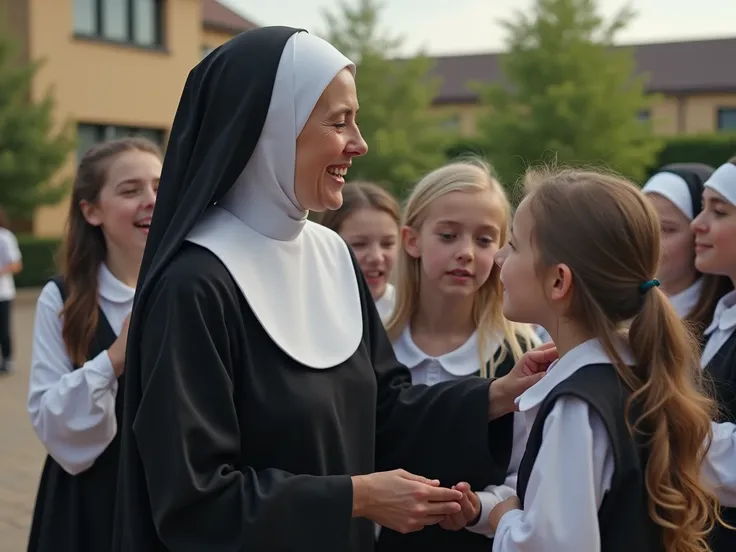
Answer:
(526, 167, 721, 552)
(59, 137, 162, 366)
(628, 286, 718, 551)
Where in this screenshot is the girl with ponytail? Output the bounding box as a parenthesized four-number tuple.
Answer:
(482, 167, 722, 552)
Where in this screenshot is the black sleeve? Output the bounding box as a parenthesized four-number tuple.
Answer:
(131, 269, 353, 551)
(365, 281, 515, 486)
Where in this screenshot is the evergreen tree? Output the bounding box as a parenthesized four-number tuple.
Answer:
(475, 0, 661, 188)
(0, 25, 75, 218)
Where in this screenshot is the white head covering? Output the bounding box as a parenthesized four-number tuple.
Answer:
(187, 32, 363, 368)
(642, 171, 694, 220)
(705, 162, 736, 207)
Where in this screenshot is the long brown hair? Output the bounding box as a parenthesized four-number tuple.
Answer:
(59, 137, 162, 366)
(525, 167, 720, 552)
(317, 181, 400, 233)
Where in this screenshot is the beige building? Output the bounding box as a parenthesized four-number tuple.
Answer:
(3, 2, 735, 236)
(2, 0, 255, 236)
(427, 37, 736, 138)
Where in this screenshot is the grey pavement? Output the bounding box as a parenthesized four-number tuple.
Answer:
(0, 289, 48, 551)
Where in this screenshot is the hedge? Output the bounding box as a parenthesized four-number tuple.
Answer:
(446, 133, 736, 180)
(15, 235, 61, 288)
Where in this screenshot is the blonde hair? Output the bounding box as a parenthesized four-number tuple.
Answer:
(524, 166, 721, 552)
(385, 159, 538, 377)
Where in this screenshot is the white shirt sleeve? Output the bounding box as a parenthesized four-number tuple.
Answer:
(6, 231, 20, 263)
(493, 397, 614, 552)
(27, 282, 119, 475)
(703, 421, 736, 507)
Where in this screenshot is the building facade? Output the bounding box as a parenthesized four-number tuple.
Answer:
(2, 1, 735, 236)
(428, 37, 736, 138)
(2, 0, 254, 236)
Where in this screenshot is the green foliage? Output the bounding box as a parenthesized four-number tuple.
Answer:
(320, 0, 450, 198)
(0, 25, 76, 218)
(447, 132, 736, 184)
(648, 133, 736, 177)
(15, 235, 60, 288)
(473, 0, 661, 188)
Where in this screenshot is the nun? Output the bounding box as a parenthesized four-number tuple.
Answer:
(642, 163, 732, 340)
(112, 27, 553, 552)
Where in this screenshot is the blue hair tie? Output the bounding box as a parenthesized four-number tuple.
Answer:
(640, 279, 660, 293)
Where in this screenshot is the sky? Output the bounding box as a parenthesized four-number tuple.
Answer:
(222, 0, 736, 56)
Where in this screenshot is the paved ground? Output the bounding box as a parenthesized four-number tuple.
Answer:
(0, 289, 47, 552)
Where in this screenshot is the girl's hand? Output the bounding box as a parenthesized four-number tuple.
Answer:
(488, 496, 521, 531)
(438, 482, 480, 531)
(489, 342, 557, 419)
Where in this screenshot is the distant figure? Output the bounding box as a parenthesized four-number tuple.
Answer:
(0, 206, 22, 374)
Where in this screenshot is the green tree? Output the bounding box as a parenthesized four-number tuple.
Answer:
(474, 0, 661, 189)
(0, 24, 75, 219)
(321, 0, 450, 198)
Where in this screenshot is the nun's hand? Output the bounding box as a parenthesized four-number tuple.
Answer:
(488, 342, 557, 420)
(351, 470, 462, 534)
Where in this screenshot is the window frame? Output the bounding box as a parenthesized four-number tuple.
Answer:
(73, 0, 166, 50)
(716, 107, 736, 132)
(77, 123, 167, 159)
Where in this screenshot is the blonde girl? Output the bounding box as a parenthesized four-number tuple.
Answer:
(376, 159, 538, 552)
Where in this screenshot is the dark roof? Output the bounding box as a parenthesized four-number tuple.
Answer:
(202, 0, 258, 34)
(429, 37, 736, 104)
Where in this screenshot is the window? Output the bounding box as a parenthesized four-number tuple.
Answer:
(439, 114, 461, 133)
(636, 109, 650, 122)
(717, 108, 736, 131)
(73, 0, 164, 48)
(77, 123, 166, 159)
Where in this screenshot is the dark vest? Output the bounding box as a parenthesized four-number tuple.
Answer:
(27, 276, 122, 552)
(516, 363, 663, 552)
(375, 344, 518, 552)
(704, 331, 736, 551)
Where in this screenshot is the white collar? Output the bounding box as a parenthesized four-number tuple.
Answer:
(98, 264, 135, 304)
(705, 290, 736, 336)
(516, 338, 634, 412)
(393, 327, 502, 377)
(185, 33, 363, 369)
(375, 283, 395, 322)
(669, 278, 703, 318)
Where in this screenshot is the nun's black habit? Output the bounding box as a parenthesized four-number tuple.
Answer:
(112, 27, 513, 552)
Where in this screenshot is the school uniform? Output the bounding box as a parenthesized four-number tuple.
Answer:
(375, 329, 524, 552)
(0, 226, 21, 372)
(701, 290, 736, 550)
(494, 338, 662, 552)
(704, 420, 736, 508)
(375, 283, 395, 322)
(26, 265, 133, 552)
(699, 162, 736, 550)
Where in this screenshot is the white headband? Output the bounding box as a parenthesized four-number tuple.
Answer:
(642, 171, 693, 219)
(705, 163, 736, 207)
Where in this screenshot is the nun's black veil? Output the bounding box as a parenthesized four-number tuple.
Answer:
(113, 26, 302, 546)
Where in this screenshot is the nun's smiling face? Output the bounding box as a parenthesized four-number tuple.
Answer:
(295, 68, 368, 212)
